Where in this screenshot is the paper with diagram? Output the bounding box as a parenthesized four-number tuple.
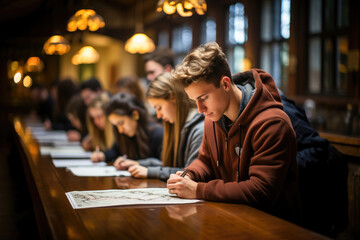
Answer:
(65, 188, 203, 209)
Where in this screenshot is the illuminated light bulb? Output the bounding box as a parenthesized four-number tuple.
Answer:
(14, 72, 21, 83)
(163, 1, 176, 14)
(176, 3, 193, 17)
(23, 75, 32, 88)
(184, 1, 193, 10)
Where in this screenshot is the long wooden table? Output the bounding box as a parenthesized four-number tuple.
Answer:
(13, 120, 330, 240)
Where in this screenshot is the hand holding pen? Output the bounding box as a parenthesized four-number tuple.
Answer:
(167, 168, 198, 199)
(113, 154, 139, 170)
(91, 145, 105, 162)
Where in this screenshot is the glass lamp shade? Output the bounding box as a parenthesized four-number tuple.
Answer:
(72, 46, 100, 65)
(67, 9, 105, 32)
(157, 0, 207, 17)
(26, 57, 44, 72)
(43, 35, 70, 55)
(124, 33, 156, 54)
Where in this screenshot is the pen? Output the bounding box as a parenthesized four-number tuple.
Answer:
(96, 145, 100, 155)
(117, 154, 127, 168)
(180, 168, 188, 178)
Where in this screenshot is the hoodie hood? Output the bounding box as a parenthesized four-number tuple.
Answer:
(231, 69, 283, 125)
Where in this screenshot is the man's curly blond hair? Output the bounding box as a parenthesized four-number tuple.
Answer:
(171, 42, 232, 88)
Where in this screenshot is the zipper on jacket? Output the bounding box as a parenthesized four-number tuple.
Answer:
(225, 137, 228, 151)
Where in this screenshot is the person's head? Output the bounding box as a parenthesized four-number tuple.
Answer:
(65, 94, 87, 133)
(87, 93, 110, 130)
(105, 93, 147, 137)
(54, 78, 78, 117)
(80, 77, 103, 105)
(105, 92, 150, 159)
(86, 93, 114, 150)
(143, 47, 176, 81)
(172, 42, 232, 122)
(116, 76, 145, 102)
(30, 83, 46, 102)
(146, 72, 195, 167)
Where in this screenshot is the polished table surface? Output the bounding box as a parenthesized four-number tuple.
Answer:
(14, 121, 330, 240)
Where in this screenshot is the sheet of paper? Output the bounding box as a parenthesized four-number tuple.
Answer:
(51, 151, 92, 159)
(53, 159, 106, 168)
(53, 141, 81, 147)
(33, 133, 68, 141)
(40, 146, 84, 155)
(67, 166, 131, 177)
(65, 188, 203, 209)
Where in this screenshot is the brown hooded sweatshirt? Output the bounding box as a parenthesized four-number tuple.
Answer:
(187, 69, 301, 223)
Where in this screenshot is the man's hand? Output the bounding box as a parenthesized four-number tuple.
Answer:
(167, 173, 198, 199)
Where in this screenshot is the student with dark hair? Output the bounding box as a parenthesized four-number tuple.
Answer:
(51, 78, 79, 131)
(65, 94, 88, 142)
(167, 42, 301, 224)
(91, 92, 163, 164)
(80, 77, 103, 106)
(116, 76, 145, 102)
(143, 47, 176, 82)
(30, 83, 54, 124)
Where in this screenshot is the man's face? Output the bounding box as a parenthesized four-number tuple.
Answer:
(145, 60, 165, 81)
(185, 78, 230, 122)
(81, 88, 98, 106)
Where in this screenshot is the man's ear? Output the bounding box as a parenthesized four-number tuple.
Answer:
(221, 76, 232, 91)
(169, 93, 176, 103)
(164, 64, 173, 73)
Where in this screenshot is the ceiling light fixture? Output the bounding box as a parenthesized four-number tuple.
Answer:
(72, 46, 100, 65)
(67, 9, 105, 32)
(43, 35, 71, 55)
(125, 1, 155, 54)
(157, 0, 207, 17)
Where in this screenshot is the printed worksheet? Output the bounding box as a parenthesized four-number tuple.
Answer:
(66, 188, 203, 209)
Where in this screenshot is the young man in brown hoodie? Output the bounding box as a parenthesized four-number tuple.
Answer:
(167, 42, 301, 223)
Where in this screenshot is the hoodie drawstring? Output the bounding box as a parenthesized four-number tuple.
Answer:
(213, 122, 220, 167)
(213, 122, 242, 182)
(237, 124, 242, 182)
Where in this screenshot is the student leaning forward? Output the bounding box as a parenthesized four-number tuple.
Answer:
(166, 42, 301, 224)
